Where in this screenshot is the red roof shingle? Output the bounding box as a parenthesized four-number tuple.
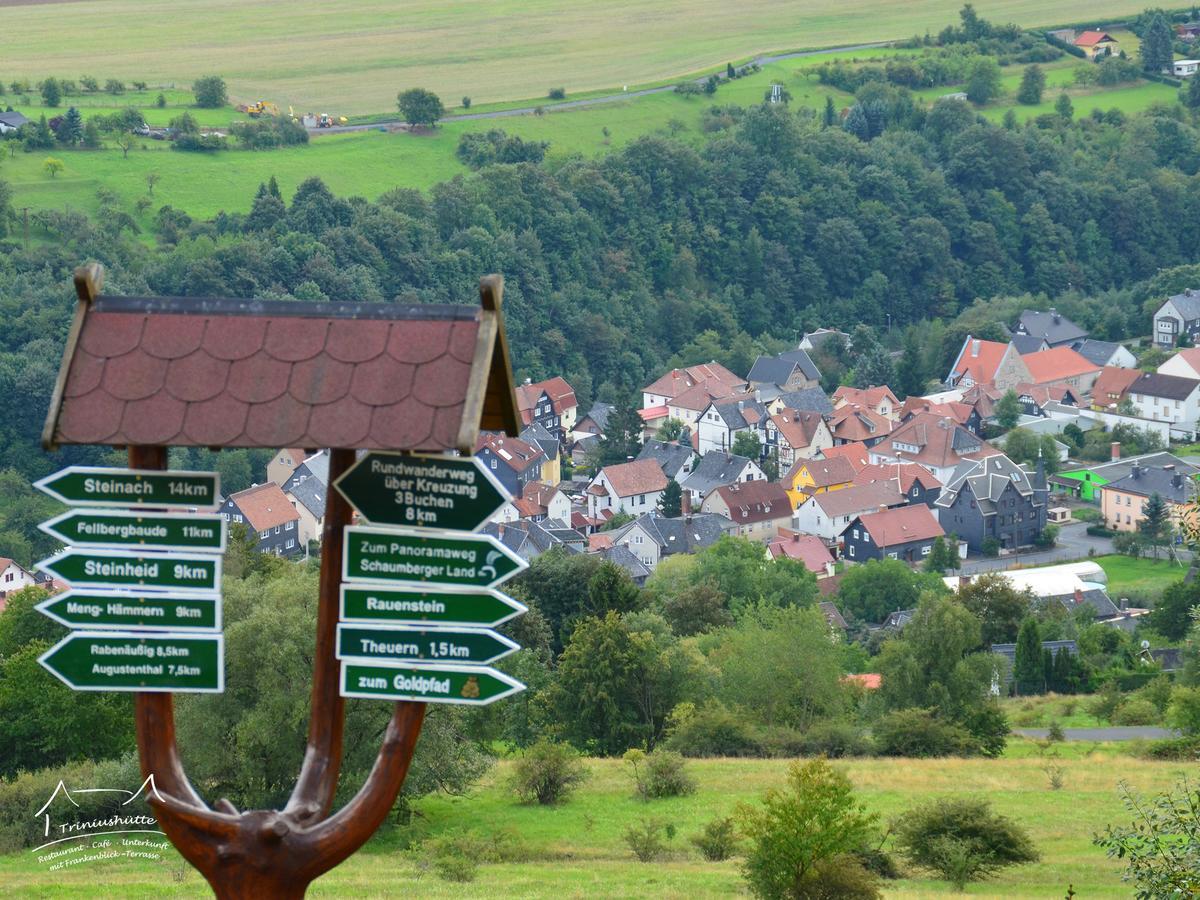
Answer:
(1021, 347, 1099, 384)
(711, 480, 791, 525)
(600, 459, 669, 497)
(854, 504, 944, 546)
(230, 482, 300, 532)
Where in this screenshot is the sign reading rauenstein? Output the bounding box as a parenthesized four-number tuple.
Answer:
(339, 584, 527, 628)
(38, 631, 224, 693)
(39, 509, 227, 553)
(34, 467, 220, 511)
(36, 548, 221, 592)
(340, 661, 524, 706)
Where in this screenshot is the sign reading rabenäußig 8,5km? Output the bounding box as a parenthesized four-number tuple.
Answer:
(342, 526, 527, 588)
(35, 466, 220, 510)
(39, 631, 224, 692)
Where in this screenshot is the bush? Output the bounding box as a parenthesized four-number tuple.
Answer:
(508, 739, 588, 805)
(664, 701, 763, 757)
(421, 826, 532, 880)
(461, 95, 471, 108)
(1111, 698, 1161, 726)
(894, 797, 1039, 884)
(1168, 686, 1200, 736)
(455, 129, 548, 169)
(1138, 735, 1200, 760)
(1096, 776, 1200, 896)
(1033, 524, 1059, 549)
(1086, 524, 1115, 537)
(172, 133, 225, 152)
(192, 75, 227, 108)
(624, 749, 696, 800)
(691, 816, 738, 861)
(793, 720, 874, 758)
(981, 537, 1001, 557)
(873, 709, 976, 758)
(230, 118, 309, 149)
(624, 818, 671, 861)
(548, 87, 566, 100)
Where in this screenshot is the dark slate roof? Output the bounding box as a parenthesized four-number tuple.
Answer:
(1010, 334, 1047, 355)
(1089, 452, 1199, 482)
(527, 518, 585, 554)
(775, 386, 834, 415)
(1072, 339, 1123, 367)
(1129, 371, 1200, 401)
(712, 397, 768, 430)
(582, 402, 615, 431)
(283, 451, 330, 493)
(637, 439, 695, 480)
(287, 474, 326, 518)
(520, 421, 559, 459)
(936, 453, 1043, 514)
(990, 640, 1078, 662)
(481, 522, 532, 556)
(609, 511, 734, 555)
(1015, 309, 1087, 345)
(0, 111, 29, 128)
(1151, 647, 1183, 671)
(600, 544, 651, 581)
(1165, 289, 1200, 321)
(682, 451, 756, 497)
(1105, 465, 1196, 504)
(747, 349, 821, 386)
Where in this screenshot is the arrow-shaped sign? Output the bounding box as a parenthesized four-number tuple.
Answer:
(339, 585, 527, 628)
(34, 466, 220, 510)
(37, 548, 221, 592)
(38, 631, 224, 693)
(39, 509, 226, 553)
(36, 589, 221, 632)
(334, 452, 510, 532)
(340, 661, 524, 706)
(342, 526, 527, 589)
(336, 623, 519, 665)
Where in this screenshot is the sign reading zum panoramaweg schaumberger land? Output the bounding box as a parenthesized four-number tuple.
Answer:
(34, 466, 220, 510)
(339, 584, 527, 627)
(39, 509, 227, 552)
(334, 452, 508, 531)
(38, 631, 224, 692)
(342, 526, 526, 589)
(36, 589, 221, 632)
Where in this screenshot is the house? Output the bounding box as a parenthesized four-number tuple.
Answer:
(586, 458, 669, 522)
(1020, 347, 1101, 398)
(485, 518, 586, 561)
(513, 481, 572, 523)
(819, 441, 870, 472)
(946, 337, 1030, 390)
(828, 404, 894, 447)
(792, 481, 906, 544)
(991, 641, 1078, 685)
(833, 385, 901, 421)
(799, 328, 849, 352)
(606, 510, 735, 571)
(642, 362, 745, 409)
(747, 349, 821, 391)
(0, 111, 29, 134)
(0, 558, 36, 599)
(842, 505, 944, 565)
(1158, 348, 1200, 381)
(281, 450, 329, 494)
(515, 376, 577, 437)
(934, 453, 1048, 553)
(636, 439, 696, 482)
(870, 412, 996, 483)
(575, 401, 615, 439)
(696, 396, 768, 455)
(767, 530, 836, 578)
(764, 409, 832, 469)
(1073, 30, 1119, 59)
(1178, 22, 1200, 40)
(1053, 449, 1198, 502)
(1173, 59, 1200, 77)
(853, 463, 941, 507)
(219, 482, 302, 557)
(1013, 383, 1082, 418)
(520, 422, 561, 484)
(900, 396, 982, 434)
(285, 476, 325, 552)
(784, 456, 857, 508)
(682, 451, 766, 507)
(701, 480, 792, 541)
(597, 544, 652, 585)
(1073, 339, 1136, 370)
(1010, 333, 1049, 355)
(1123, 371, 1200, 439)
(267, 447, 307, 487)
(1091, 366, 1142, 411)
(959, 382, 1003, 423)
(475, 433, 546, 497)
(1100, 463, 1197, 533)
(656, 378, 742, 429)
(1013, 308, 1088, 348)
(1153, 289, 1200, 347)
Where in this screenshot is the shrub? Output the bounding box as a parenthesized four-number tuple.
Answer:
(230, 118, 309, 149)
(1139, 735, 1200, 760)
(455, 129, 548, 169)
(624, 749, 696, 800)
(798, 856, 882, 898)
(1096, 776, 1200, 896)
(104, 78, 125, 94)
(1086, 524, 1115, 537)
(1033, 524, 1059, 549)
(691, 816, 738, 861)
(172, 133, 225, 152)
(548, 87, 566, 100)
(1167, 686, 1200, 736)
(894, 797, 1039, 884)
(1086, 681, 1123, 721)
(1047, 720, 1065, 742)
(981, 537, 1001, 557)
(873, 709, 975, 758)
(624, 818, 670, 861)
(664, 701, 763, 757)
(461, 95, 471, 108)
(1111, 697, 1160, 726)
(508, 739, 588, 805)
(193, 75, 227, 108)
(1044, 762, 1066, 790)
(793, 720, 874, 758)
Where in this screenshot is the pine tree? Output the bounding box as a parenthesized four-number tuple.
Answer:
(60, 106, 83, 145)
(1139, 491, 1171, 559)
(599, 397, 643, 466)
(658, 479, 682, 518)
(1141, 14, 1174, 74)
(1187, 72, 1200, 109)
(823, 95, 836, 129)
(995, 390, 1022, 430)
(40, 77, 61, 108)
(843, 104, 869, 141)
(1013, 617, 1043, 696)
(1017, 65, 1045, 105)
(895, 329, 925, 398)
(1054, 92, 1073, 121)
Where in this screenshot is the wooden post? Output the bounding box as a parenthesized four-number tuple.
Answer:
(129, 445, 426, 898)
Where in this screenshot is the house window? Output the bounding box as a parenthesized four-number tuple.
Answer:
(887, 552, 898, 559)
(286, 539, 295, 549)
(286, 521, 294, 530)
(921, 545, 931, 556)
(260, 530, 269, 539)
(491, 459, 497, 469)
(848, 545, 855, 557)
(234, 515, 243, 523)
(275, 525, 281, 534)
(852, 529, 859, 539)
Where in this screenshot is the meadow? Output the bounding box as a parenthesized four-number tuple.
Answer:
(1096, 552, 1189, 600)
(0, 746, 1183, 897)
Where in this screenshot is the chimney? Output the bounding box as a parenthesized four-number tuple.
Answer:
(1050, 307, 1060, 324)
(1120, 598, 1129, 611)
(681, 489, 692, 517)
(1074, 586, 1084, 604)
(524, 377, 532, 385)
(1173, 473, 1184, 489)
(1111, 442, 1121, 461)
(971, 340, 980, 358)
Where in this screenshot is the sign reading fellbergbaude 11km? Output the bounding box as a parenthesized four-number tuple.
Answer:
(39, 509, 227, 552)
(34, 466, 220, 511)
(336, 623, 519, 665)
(340, 585, 527, 627)
(36, 548, 221, 592)
(334, 452, 509, 531)
(340, 661, 524, 706)
(36, 590, 221, 632)
(343, 526, 527, 589)
(38, 631, 224, 693)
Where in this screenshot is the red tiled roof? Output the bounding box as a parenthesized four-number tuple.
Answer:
(643, 362, 744, 399)
(711, 480, 791, 525)
(855, 504, 944, 546)
(820, 442, 870, 471)
(810, 481, 905, 518)
(873, 413, 995, 469)
(843, 673, 882, 690)
(1014, 382, 1076, 407)
(767, 531, 834, 574)
(669, 378, 740, 411)
(476, 433, 544, 473)
(515, 376, 577, 423)
(1075, 30, 1116, 46)
(833, 385, 900, 408)
(588, 533, 614, 551)
(1092, 366, 1141, 407)
(44, 290, 518, 452)
(771, 409, 824, 451)
(639, 405, 669, 422)
(853, 462, 941, 492)
(950, 337, 1009, 385)
(230, 482, 300, 532)
(829, 404, 893, 442)
(1021, 347, 1099, 384)
(788, 455, 857, 489)
(1169, 348, 1200, 376)
(599, 459, 669, 497)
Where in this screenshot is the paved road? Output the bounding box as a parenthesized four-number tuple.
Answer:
(1014, 726, 1177, 741)
(312, 42, 892, 135)
(958, 522, 1116, 575)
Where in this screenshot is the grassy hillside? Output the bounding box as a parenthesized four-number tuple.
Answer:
(2, 0, 1148, 115)
(0, 746, 1178, 897)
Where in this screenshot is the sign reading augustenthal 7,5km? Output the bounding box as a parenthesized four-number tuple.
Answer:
(34, 466, 220, 510)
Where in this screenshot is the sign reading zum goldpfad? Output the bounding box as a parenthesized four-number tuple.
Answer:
(39, 509, 227, 553)
(340, 585, 527, 628)
(334, 452, 509, 532)
(340, 661, 524, 706)
(34, 466, 220, 511)
(36, 590, 221, 633)
(38, 631, 224, 693)
(36, 548, 221, 592)
(336, 623, 519, 665)
(342, 527, 526, 589)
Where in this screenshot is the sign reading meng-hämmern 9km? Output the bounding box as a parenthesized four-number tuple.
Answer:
(39, 509, 226, 552)
(38, 631, 224, 693)
(334, 452, 509, 531)
(342, 526, 526, 589)
(35, 466, 220, 510)
(37, 590, 221, 632)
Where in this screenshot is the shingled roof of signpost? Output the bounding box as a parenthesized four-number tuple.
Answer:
(42, 265, 521, 453)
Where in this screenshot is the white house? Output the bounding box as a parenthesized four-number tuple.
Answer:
(1158, 348, 1200, 381)
(1174, 59, 1200, 77)
(696, 397, 768, 455)
(791, 481, 905, 543)
(1153, 289, 1200, 348)
(585, 459, 668, 521)
(1124, 371, 1200, 439)
(0, 558, 36, 598)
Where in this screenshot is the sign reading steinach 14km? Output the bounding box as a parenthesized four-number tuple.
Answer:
(39, 509, 226, 552)
(334, 452, 509, 531)
(343, 526, 526, 589)
(38, 631, 224, 693)
(35, 466, 220, 510)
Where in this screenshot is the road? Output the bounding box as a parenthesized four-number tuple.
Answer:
(1014, 726, 1177, 741)
(958, 522, 1116, 575)
(312, 42, 892, 135)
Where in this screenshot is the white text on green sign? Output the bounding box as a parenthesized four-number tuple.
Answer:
(38, 631, 224, 693)
(339, 585, 527, 628)
(339, 661, 524, 706)
(36, 548, 221, 592)
(336, 623, 518, 665)
(342, 526, 527, 589)
(34, 466, 220, 510)
(37, 590, 221, 632)
(39, 509, 226, 552)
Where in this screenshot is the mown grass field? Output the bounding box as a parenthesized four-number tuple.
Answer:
(1, 0, 1150, 115)
(0, 746, 1183, 897)
(1095, 553, 1187, 600)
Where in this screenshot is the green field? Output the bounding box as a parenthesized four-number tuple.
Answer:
(0, 747, 1182, 897)
(0, 0, 1151, 115)
(1095, 553, 1187, 600)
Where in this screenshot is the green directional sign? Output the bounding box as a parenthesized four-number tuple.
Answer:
(37, 549, 221, 592)
(343, 526, 527, 589)
(39, 631, 224, 693)
(37, 590, 221, 632)
(336, 623, 518, 665)
(334, 452, 510, 531)
(340, 585, 527, 627)
(340, 661, 523, 706)
(34, 466, 219, 511)
(39, 509, 226, 552)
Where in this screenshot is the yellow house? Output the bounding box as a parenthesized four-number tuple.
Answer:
(1100, 464, 1196, 533)
(784, 456, 856, 508)
(1074, 31, 1119, 60)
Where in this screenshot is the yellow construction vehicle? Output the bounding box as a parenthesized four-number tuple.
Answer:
(317, 113, 348, 128)
(236, 100, 280, 118)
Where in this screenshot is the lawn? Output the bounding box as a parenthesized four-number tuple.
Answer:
(1004, 693, 1106, 728)
(3, 88, 253, 129)
(1095, 552, 1187, 601)
(0, 0, 1152, 115)
(0, 747, 1181, 897)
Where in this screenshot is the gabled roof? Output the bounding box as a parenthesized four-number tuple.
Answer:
(1163, 288, 1200, 321)
(520, 421, 559, 460)
(636, 439, 695, 479)
(230, 482, 300, 531)
(769, 409, 825, 450)
(1015, 309, 1087, 345)
(669, 377, 740, 411)
(1010, 333, 1048, 355)
(1073, 339, 1125, 368)
(515, 376, 576, 421)
(1163, 348, 1200, 378)
(948, 336, 1009, 385)
(643, 362, 744, 399)
(774, 386, 834, 415)
(935, 453, 1044, 514)
(1013, 383, 1078, 408)
(710, 396, 768, 430)
(832, 385, 900, 408)
(851, 504, 944, 546)
(788, 455, 857, 489)
(747, 349, 821, 386)
(710, 480, 791, 525)
(476, 433, 545, 473)
(819, 441, 870, 471)
(1074, 30, 1117, 46)
(829, 404, 893, 442)
(598, 458, 669, 497)
(853, 462, 941, 493)
(599, 544, 651, 580)
(809, 481, 905, 518)
(578, 401, 615, 432)
(518, 480, 563, 516)
(1105, 465, 1196, 504)
(682, 451, 758, 496)
(1128, 371, 1200, 402)
(608, 510, 734, 555)
(874, 413, 994, 469)
(1088, 451, 1198, 482)
(286, 475, 325, 519)
(1022, 347, 1099, 383)
(0, 111, 29, 128)
(1092, 366, 1141, 406)
(768, 531, 835, 574)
